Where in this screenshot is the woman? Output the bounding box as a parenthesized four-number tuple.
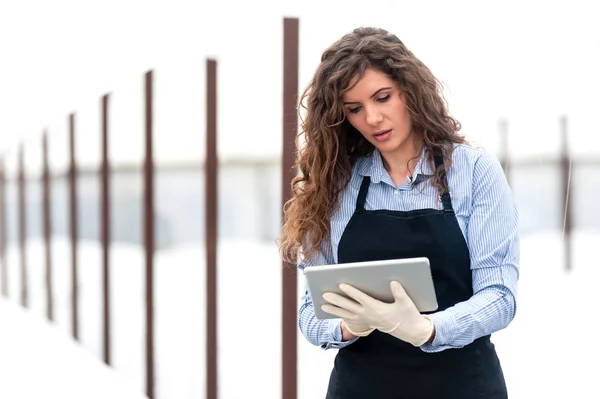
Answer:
(279, 27, 519, 398)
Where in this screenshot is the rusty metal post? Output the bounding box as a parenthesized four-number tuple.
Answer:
(101, 93, 111, 365)
(0, 159, 6, 298)
(560, 115, 572, 272)
(205, 58, 218, 399)
(18, 144, 28, 308)
(69, 113, 79, 340)
(282, 17, 299, 399)
(499, 119, 510, 184)
(143, 70, 156, 399)
(42, 131, 53, 321)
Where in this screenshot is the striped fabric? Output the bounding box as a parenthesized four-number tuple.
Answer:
(298, 143, 520, 353)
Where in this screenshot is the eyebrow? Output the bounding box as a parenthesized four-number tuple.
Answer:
(343, 87, 393, 105)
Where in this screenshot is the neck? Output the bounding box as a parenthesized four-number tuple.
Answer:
(381, 136, 423, 179)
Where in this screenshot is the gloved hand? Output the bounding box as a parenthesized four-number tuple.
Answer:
(341, 318, 375, 337)
(321, 281, 434, 347)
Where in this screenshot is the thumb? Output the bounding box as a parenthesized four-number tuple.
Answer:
(390, 280, 407, 301)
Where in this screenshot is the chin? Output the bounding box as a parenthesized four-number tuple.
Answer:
(374, 140, 402, 154)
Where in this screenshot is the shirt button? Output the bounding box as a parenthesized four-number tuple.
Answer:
(394, 189, 399, 195)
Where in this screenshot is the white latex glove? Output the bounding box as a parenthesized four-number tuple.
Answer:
(341, 318, 375, 337)
(321, 281, 434, 347)
(321, 295, 374, 337)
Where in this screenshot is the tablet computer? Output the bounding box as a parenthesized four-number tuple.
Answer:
(304, 257, 438, 320)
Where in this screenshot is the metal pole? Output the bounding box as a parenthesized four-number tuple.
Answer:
(0, 159, 7, 298)
(205, 58, 218, 399)
(69, 113, 79, 340)
(101, 93, 111, 365)
(499, 118, 510, 185)
(560, 115, 572, 272)
(18, 144, 27, 308)
(143, 70, 156, 399)
(42, 131, 53, 321)
(282, 17, 299, 399)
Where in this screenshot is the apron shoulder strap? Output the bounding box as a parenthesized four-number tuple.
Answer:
(356, 176, 371, 212)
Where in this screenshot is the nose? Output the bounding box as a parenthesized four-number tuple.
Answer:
(364, 106, 383, 127)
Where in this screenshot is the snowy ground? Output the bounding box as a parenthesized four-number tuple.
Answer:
(0, 230, 598, 398)
(0, 298, 147, 399)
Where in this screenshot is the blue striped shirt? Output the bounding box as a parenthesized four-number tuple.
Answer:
(298, 143, 520, 353)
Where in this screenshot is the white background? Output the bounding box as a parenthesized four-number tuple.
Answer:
(1, 0, 599, 398)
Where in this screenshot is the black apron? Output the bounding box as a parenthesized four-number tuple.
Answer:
(325, 153, 508, 399)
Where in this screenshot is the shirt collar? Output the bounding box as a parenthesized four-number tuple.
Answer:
(357, 147, 434, 183)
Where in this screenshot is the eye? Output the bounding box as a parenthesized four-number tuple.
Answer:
(376, 94, 390, 103)
(348, 106, 361, 114)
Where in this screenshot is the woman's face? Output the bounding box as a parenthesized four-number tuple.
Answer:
(342, 68, 415, 157)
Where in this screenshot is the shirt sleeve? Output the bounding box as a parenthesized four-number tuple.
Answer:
(420, 151, 520, 353)
(298, 242, 360, 350)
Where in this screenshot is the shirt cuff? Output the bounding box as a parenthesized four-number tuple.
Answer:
(320, 319, 359, 350)
(419, 311, 460, 353)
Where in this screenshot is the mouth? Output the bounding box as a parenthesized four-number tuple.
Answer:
(372, 129, 392, 142)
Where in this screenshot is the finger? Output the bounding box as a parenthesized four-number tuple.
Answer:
(390, 280, 410, 302)
(390, 281, 418, 309)
(322, 292, 362, 314)
(338, 283, 375, 305)
(321, 304, 358, 320)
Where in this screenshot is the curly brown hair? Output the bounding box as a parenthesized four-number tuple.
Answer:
(278, 27, 466, 265)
